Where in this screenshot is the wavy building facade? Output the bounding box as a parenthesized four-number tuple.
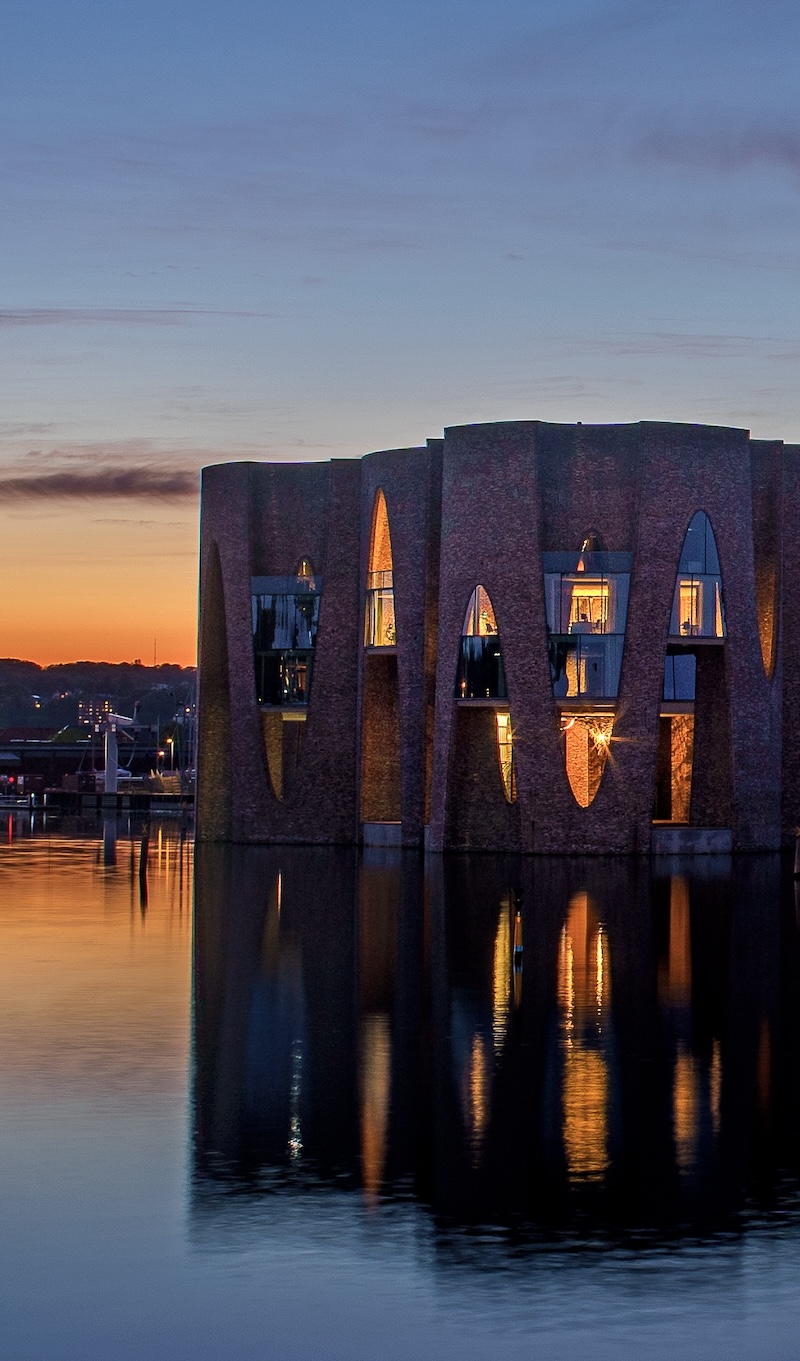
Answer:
(197, 420, 794, 853)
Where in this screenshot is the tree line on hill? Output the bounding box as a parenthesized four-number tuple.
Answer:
(0, 659, 196, 732)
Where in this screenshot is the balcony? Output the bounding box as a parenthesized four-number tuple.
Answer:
(252, 574, 321, 707)
(455, 635, 508, 700)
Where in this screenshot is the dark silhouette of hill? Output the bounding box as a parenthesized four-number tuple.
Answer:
(0, 659, 196, 729)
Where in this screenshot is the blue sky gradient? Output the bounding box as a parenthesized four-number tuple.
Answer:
(3, 0, 800, 657)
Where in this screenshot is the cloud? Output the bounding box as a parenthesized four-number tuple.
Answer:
(0, 466, 199, 501)
(0, 307, 281, 327)
(636, 125, 800, 176)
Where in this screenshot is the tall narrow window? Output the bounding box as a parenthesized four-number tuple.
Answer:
(669, 512, 726, 639)
(495, 712, 516, 802)
(365, 489, 396, 647)
(455, 586, 507, 699)
(251, 563, 321, 706)
(543, 547, 631, 699)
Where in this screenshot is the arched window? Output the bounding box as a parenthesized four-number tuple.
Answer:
(669, 512, 726, 639)
(455, 586, 507, 699)
(364, 489, 396, 647)
(296, 557, 315, 581)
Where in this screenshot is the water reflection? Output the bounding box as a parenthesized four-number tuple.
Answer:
(193, 847, 798, 1244)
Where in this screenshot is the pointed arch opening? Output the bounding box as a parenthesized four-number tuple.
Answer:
(455, 586, 507, 700)
(361, 492, 400, 831)
(669, 511, 726, 639)
(655, 511, 732, 829)
(562, 714, 614, 808)
(365, 489, 396, 648)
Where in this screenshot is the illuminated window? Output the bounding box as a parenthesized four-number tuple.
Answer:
(495, 711, 516, 802)
(462, 585, 498, 637)
(544, 547, 631, 699)
(364, 490, 397, 647)
(669, 511, 726, 638)
(455, 586, 507, 699)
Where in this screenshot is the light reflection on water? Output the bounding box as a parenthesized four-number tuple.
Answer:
(5, 821, 800, 1358)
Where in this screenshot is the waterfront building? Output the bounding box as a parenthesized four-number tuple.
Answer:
(197, 420, 792, 853)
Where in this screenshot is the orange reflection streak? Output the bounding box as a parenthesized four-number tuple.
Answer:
(461, 1032, 491, 1167)
(492, 898, 512, 1054)
(0, 825, 192, 1101)
(674, 1047, 699, 1171)
(359, 1014, 391, 1207)
(558, 891, 611, 1182)
(667, 877, 692, 1006)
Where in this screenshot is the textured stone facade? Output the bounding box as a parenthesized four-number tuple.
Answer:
(198, 420, 791, 853)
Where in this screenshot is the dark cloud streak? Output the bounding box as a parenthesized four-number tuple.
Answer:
(0, 307, 281, 327)
(637, 126, 800, 175)
(0, 467, 199, 501)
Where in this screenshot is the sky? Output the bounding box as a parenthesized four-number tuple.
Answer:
(3, 0, 800, 663)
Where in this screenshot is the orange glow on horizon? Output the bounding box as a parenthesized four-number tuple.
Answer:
(0, 499, 198, 666)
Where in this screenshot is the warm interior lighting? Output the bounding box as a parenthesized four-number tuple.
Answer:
(564, 714, 614, 808)
(669, 512, 726, 638)
(364, 490, 396, 647)
(569, 579, 610, 633)
(462, 585, 498, 637)
(495, 711, 516, 802)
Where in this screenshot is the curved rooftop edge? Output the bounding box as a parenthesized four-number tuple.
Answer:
(197, 417, 797, 855)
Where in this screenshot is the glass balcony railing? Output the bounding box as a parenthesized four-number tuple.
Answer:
(455, 636, 508, 700)
(548, 633, 625, 700)
(251, 574, 321, 707)
(543, 551, 631, 699)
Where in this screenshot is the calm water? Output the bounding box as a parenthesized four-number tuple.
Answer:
(4, 820, 800, 1358)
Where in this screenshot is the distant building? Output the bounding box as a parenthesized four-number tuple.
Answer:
(77, 698, 113, 727)
(197, 420, 790, 853)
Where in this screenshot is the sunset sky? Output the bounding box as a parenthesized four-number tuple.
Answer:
(4, 0, 800, 664)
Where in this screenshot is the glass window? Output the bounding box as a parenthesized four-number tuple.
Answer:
(496, 712, 516, 802)
(543, 550, 631, 699)
(455, 586, 507, 699)
(365, 490, 397, 647)
(663, 654, 696, 702)
(251, 572, 321, 706)
(669, 512, 726, 638)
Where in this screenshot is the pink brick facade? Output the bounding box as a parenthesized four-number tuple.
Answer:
(197, 420, 790, 853)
